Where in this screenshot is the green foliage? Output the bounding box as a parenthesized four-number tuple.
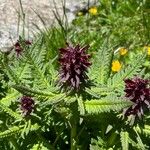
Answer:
(0, 102, 22, 120)
(84, 96, 132, 114)
(0, 125, 24, 139)
(0, 90, 21, 106)
(89, 39, 114, 84)
(107, 54, 145, 90)
(120, 131, 129, 150)
(0, 0, 150, 149)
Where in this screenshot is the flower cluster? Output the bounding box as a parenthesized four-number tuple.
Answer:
(14, 40, 31, 56)
(144, 46, 150, 56)
(76, 6, 98, 17)
(119, 47, 128, 56)
(59, 43, 91, 91)
(88, 6, 98, 15)
(111, 60, 121, 72)
(124, 77, 150, 118)
(20, 96, 35, 116)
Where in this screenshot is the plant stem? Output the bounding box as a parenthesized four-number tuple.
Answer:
(19, 0, 25, 38)
(36, 132, 56, 150)
(70, 120, 77, 150)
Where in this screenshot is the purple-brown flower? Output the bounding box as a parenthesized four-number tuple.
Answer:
(124, 77, 150, 118)
(59, 43, 91, 91)
(14, 41, 23, 56)
(20, 96, 35, 116)
(14, 40, 32, 56)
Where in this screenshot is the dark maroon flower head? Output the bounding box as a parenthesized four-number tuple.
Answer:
(59, 43, 91, 91)
(20, 96, 35, 116)
(14, 40, 32, 56)
(124, 77, 150, 118)
(14, 41, 23, 56)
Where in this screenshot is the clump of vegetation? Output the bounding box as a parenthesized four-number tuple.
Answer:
(0, 0, 150, 149)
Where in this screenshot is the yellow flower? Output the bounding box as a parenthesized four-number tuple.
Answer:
(119, 48, 128, 56)
(144, 46, 150, 56)
(88, 7, 98, 15)
(112, 60, 122, 72)
(148, 47, 150, 56)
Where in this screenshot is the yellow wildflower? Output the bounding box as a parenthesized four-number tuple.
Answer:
(88, 7, 98, 15)
(148, 47, 150, 56)
(112, 60, 122, 72)
(144, 46, 150, 56)
(119, 47, 128, 56)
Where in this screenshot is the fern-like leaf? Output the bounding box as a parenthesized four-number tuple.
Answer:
(86, 86, 114, 97)
(134, 127, 146, 150)
(84, 95, 132, 114)
(89, 39, 114, 84)
(0, 90, 21, 106)
(0, 125, 24, 139)
(120, 131, 129, 150)
(135, 125, 150, 137)
(0, 102, 22, 120)
(12, 85, 55, 97)
(40, 93, 66, 107)
(0, 123, 39, 139)
(23, 43, 51, 89)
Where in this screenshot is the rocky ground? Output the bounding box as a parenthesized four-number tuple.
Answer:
(0, 0, 98, 49)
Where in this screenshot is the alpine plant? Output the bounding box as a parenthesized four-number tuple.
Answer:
(14, 40, 31, 56)
(20, 96, 35, 116)
(124, 77, 150, 119)
(58, 43, 91, 91)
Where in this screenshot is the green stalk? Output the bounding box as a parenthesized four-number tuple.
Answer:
(70, 120, 77, 150)
(36, 132, 56, 150)
(19, 0, 25, 38)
